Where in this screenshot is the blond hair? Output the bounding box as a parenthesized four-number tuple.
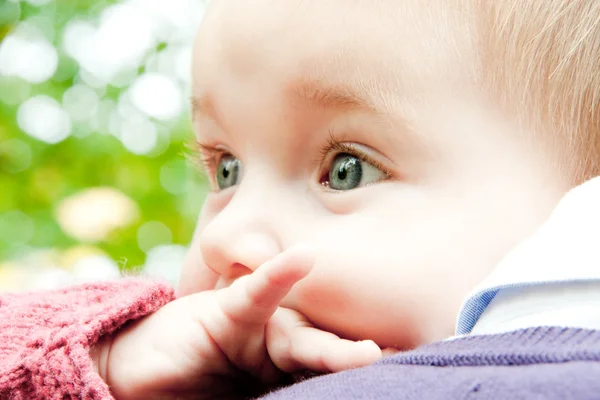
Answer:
(477, 0, 600, 183)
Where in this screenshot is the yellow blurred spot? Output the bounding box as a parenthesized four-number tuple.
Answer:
(56, 187, 139, 242)
(0, 262, 25, 291)
(59, 245, 107, 270)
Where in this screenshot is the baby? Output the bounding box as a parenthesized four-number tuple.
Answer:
(2, 0, 600, 399)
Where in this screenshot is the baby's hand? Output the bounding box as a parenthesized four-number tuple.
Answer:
(92, 245, 382, 400)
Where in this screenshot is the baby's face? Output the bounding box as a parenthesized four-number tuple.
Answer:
(182, 0, 568, 348)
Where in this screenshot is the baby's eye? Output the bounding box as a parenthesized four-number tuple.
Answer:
(322, 153, 387, 191)
(216, 155, 242, 190)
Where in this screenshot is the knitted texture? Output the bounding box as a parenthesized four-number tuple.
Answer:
(4, 281, 600, 400)
(0, 278, 174, 399)
(263, 327, 600, 400)
(387, 326, 600, 366)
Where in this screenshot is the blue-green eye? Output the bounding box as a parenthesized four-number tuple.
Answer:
(325, 153, 386, 191)
(216, 155, 241, 190)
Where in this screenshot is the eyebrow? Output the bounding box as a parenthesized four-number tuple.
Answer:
(287, 81, 379, 113)
(190, 81, 379, 122)
(190, 93, 215, 122)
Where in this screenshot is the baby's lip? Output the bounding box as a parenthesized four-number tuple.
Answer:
(229, 263, 252, 279)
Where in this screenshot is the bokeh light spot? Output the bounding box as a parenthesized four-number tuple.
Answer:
(72, 255, 121, 283)
(137, 221, 172, 253)
(119, 115, 158, 155)
(0, 0, 209, 288)
(90, 98, 116, 134)
(0, 34, 59, 84)
(174, 45, 193, 85)
(62, 84, 100, 122)
(63, 4, 156, 85)
(143, 244, 187, 285)
(56, 187, 139, 242)
(130, 73, 183, 121)
(17, 95, 72, 144)
(62, 19, 96, 63)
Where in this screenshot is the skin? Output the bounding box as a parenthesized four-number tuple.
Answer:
(180, 0, 571, 349)
(92, 1, 576, 399)
(95, 246, 382, 399)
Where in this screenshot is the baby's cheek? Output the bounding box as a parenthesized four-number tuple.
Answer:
(292, 275, 351, 319)
(292, 272, 423, 349)
(177, 213, 220, 296)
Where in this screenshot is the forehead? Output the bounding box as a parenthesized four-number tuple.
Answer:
(193, 0, 476, 109)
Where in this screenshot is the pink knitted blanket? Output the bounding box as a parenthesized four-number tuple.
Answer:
(0, 278, 174, 399)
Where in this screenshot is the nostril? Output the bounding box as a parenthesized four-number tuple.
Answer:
(227, 263, 253, 280)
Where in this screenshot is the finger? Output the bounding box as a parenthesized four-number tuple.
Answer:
(268, 308, 383, 373)
(382, 347, 400, 357)
(219, 244, 315, 325)
(291, 330, 382, 373)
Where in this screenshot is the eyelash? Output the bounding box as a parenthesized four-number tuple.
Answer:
(191, 132, 393, 185)
(318, 131, 392, 180)
(188, 141, 227, 182)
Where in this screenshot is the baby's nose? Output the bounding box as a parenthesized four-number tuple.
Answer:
(200, 226, 282, 279)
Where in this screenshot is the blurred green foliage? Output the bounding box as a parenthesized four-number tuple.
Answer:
(0, 0, 208, 269)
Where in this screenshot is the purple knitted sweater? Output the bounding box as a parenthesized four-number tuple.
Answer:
(2, 279, 599, 399)
(265, 327, 600, 399)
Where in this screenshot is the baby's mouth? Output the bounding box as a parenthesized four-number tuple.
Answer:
(213, 263, 253, 290)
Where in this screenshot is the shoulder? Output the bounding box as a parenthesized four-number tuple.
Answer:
(262, 327, 600, 400)
(263, 359, 600, 400)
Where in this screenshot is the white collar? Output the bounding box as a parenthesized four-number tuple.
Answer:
(471, 281, 600, 335)
(456, 176, 600, 335)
